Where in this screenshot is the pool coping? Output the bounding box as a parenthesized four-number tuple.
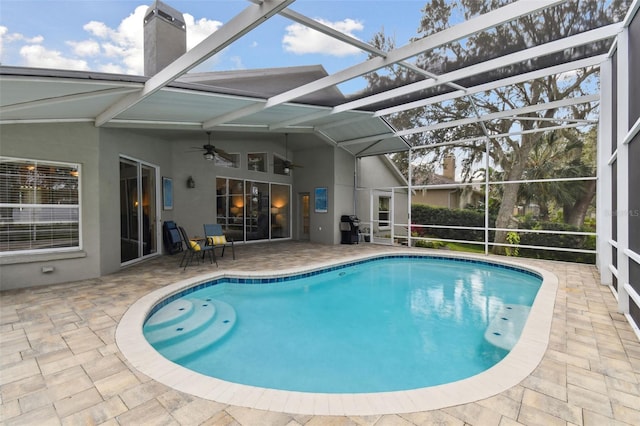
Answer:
(115, 250, 558, 416)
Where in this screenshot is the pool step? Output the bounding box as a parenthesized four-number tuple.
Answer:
(484, 304, 530, 350)
(144, 298, 217, 348)
(144, 299, 196, 332)
(144, 298, 237, 362)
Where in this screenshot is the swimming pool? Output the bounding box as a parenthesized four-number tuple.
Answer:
(143, 256, 541, 393)
(117, 251, 558, 415)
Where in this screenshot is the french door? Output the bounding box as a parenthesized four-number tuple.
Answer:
(120, 157, 158, 264)
(216, 178, 290, 242)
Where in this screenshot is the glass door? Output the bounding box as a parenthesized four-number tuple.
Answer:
(216, 178, 244, 242)
(299, 193, 310, 240)
(270, 184, 290, 239)
(216, 177, 291, 242)
(246, 181, 269, 241)
(120, 157, 158, 264)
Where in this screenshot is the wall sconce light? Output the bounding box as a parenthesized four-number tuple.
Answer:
(270, 207, 279, 215)
(187, 176, 195, 188)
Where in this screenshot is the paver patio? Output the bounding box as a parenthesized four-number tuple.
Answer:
(1, 242, 639, 425)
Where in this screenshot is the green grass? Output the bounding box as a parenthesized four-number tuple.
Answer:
(444, 241, 485, 254)
(413, 235, 485, 254)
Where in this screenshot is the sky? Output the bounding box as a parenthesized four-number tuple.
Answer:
(0, 0, 427, 84)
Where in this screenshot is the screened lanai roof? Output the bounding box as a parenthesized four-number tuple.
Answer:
(0, 0, 632, 157)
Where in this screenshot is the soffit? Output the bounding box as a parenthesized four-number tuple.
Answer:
(0, 67, 409, 156)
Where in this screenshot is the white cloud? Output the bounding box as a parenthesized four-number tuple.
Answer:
(76, 8, 221, 75)
(184, 14, 223, 50)
(0, 26, 6, 59)
(20, 44, 89, 70)
(1, 26, 44, 61)
(81, 5, 147, 75)
(229, 56, 245, 70)
(67, 40, 100, 57)
(83, 21, 111, 39)
(97, 62, 125, 74)
(1, 6, 223, 74)
(283, 18, 364, 57)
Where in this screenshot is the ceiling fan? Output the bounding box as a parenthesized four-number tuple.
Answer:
(191, 132, 233, 162)
(281, 133, 303, 174)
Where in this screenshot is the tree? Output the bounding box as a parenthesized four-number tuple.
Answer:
(366, 31, 436, 183)
(517, 127, 596, 224)
(364, 0, 629, 254)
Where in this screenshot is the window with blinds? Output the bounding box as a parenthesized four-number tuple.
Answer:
(0, 157, 80, 254)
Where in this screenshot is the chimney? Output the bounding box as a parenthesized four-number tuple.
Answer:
(143, 1, 186, 76)
(443, 154, 455, 180)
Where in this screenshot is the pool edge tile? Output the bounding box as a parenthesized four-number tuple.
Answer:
(116, 249, 558, 416)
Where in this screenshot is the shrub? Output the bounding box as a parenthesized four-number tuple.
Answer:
(411, 204, 495, 242)
(505, 231, 520, 257)
(410, 204, 595, 263)
(513, 218, 595, 263)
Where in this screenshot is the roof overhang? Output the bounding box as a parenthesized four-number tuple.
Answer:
(0, 66, 410, 157)
(0, 0, 627, 158)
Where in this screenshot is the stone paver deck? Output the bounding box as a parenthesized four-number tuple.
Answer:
(1, 242, 639, 425)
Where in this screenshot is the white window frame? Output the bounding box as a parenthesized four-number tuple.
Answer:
(378, 195, 391, 230)
(0, 156, 82, 256)
(215, 152, 240, 168)
(247, 152, 267, 172)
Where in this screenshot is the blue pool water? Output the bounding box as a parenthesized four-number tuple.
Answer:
(143, 256, 542, 393)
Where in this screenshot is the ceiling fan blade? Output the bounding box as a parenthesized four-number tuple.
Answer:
(215, 146, 230, 155)
(212, 147, 233, 162)
(284, 160, 303, 168)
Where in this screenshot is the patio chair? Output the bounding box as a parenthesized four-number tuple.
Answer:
(203, 223, 235, 260)
(178, 226, 217, 270)
(162, 220, 183, 254)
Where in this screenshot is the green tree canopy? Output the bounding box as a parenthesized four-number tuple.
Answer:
(365, 0, 629, 253)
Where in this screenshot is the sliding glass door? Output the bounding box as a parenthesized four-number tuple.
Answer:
(120, 157, 158, 264)
(216, 178, 290, 242)
(271, 183, 290, 239)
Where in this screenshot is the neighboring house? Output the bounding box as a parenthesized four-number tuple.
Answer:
(411, 155, 483, 209)
(0, 1, 409, 290)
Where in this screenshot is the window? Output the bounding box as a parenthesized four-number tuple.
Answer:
(247, 153, 266, 172)
(0, 157, 80, 254)
(378, 196, 390, 229)
(273, 153, 288, 175)
(215, 153, 239, 168)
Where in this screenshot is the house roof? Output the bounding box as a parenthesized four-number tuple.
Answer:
(0, 64, 409, 157)
(0, 0, 631, 158)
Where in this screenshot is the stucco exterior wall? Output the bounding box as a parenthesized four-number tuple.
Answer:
(98, 128, 174, 275)
(166, 133, 293, 239)
(0, 125, 386, 289)
(0, 123, 102, 290)
(356, 156, 408, 237)
(293, 145, 337, 245)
